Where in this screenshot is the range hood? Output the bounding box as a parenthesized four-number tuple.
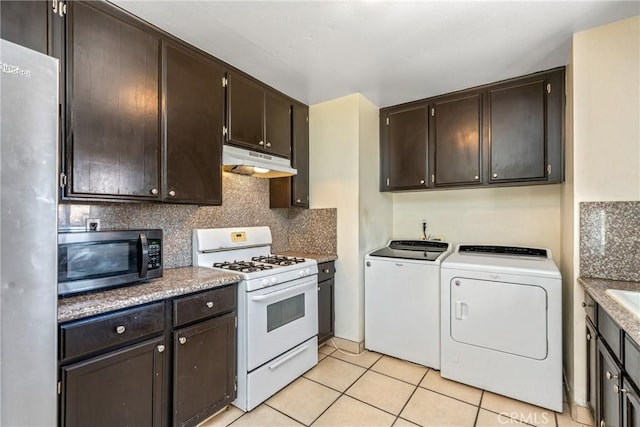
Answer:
(222, 145, 297, 178)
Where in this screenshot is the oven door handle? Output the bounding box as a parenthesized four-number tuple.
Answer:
(250, 280, 316, 303)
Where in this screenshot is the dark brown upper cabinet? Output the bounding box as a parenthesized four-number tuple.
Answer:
(1, 1, 50, 55)
(226, 72, 292, 159)
(270, 103, 310, 208)
(380, 67, 565, 192)
(163, 42, 224, 205)
(379, 104, 429, 191)
(488, 69, 564, 184)
(62, 1, 161, 201)
(430, 93, 482, 187)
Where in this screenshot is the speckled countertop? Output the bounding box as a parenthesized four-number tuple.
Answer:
(58, 267, 242, 323)
(579, 277, 640, 344)
(277, 252, 338, 264)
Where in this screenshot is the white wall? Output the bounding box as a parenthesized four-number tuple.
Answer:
(309, 94, 392, 343)
(393, 185, 562, 263)
(564, 15, 640, 406)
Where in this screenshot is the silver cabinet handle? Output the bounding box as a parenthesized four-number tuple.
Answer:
(586, 332, 591, 341)
(474, 175, 479, 180)
(258, 140, 264, 146)
(206, 301, 214, 308)
(420, 180, 425, 184)
(266, 142, 271, 148)
(324, 269, 330, 273)
(179, 337, 187, 345)
(150, 188, 158, 195)
(613, 384, 627, 394)
(296, 199, 301, 203)
(157, 345, 165, 353)
(168, 190, 176, 197)
(115, 325, 126, 334)
(601, 420, 606, 427)
(492, 173, 498, 178)
(606, 371, 618, 380)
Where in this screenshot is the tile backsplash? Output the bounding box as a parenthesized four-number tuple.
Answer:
(580, 201, 640, 282)
(59, 172, 337, 268)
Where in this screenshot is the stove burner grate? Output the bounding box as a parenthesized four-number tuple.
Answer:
(213, 261, 274, 272)
(252, 255, 306, 266)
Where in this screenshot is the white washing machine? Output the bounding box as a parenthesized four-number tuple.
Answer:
(365, 240, 451, 368)
(440, 244, 562, 412)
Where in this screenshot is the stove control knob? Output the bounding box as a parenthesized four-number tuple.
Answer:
(270, 277, 278, 284)
(305, 268, 311, 275)
(298, 270, 305, 277)
(261, 278, 269, 287)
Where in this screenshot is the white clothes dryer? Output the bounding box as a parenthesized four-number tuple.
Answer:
(440, 245, 562, 412)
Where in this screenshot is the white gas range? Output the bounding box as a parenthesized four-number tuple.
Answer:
(193, 226, 318, 412)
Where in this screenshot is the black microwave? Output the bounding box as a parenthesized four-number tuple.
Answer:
(58, 229, 163, 296)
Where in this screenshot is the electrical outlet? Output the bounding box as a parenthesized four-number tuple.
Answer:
(86, 218, 101, 231)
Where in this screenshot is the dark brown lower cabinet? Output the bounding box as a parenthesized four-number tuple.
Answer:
(173, 312, 236, 427)
(622, 379, 640, 427)
(317, 262, 335, 345)
(61, 336, 165, 427)
(598, 340, 622, 427)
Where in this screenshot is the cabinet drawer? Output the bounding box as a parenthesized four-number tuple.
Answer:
(318, 261, 335, 283)
(173, 285, 236, 327)
(625, 335, 640, 387)
(598, 306, 622, 360)
(60, 302, 165, 361)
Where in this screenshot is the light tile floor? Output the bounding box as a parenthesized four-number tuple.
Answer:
(201, 344, 593, 427)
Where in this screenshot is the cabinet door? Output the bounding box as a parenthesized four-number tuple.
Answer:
(269, 103, 309, 208)
(0, 0, 49, 54)
(431, 94, 482, 186)
(265, 91, 292, 159)
(61, 336, 165, 427)
(65, 1, 160, 200)
(597, 340, 622, 427)
(318, 277, 335, 345)
(227, 73, 265, 151)
(622, 379, 640, 427)
(291, 103, 310, 207)
(488, 79, 546, 182)
(586, 318, 598, 416)
(173, 312, 236, 427)
(164, 43, 223, 205)
(381, 105, 429, 190)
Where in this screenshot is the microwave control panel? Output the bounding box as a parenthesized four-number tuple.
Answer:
(148, 239, 162, 269)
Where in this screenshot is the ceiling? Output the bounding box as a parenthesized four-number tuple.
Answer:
(113, 1, 639, 108)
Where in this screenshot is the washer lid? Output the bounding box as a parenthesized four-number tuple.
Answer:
(368, 240, 450, 261)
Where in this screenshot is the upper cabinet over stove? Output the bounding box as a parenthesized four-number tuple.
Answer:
(380, 67, 565, 192)
(3, 0, 309, 207)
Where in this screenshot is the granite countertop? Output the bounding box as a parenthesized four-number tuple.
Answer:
(579, 276, 640, 344)
(277, 252, 338, 264)
(58, 267, 242, 323)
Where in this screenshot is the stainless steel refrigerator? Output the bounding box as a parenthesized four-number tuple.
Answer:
(1, 39, 58, 426)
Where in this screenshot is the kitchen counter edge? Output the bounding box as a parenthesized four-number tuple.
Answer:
(277, 252, 338, 264)
(58, 267, 242, 323)
(579, 276, 640, 344)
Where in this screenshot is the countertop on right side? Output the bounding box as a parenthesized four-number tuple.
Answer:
(579, 276, 640, 344)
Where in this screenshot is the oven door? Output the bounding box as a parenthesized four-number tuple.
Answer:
(246, 276, 318, 371)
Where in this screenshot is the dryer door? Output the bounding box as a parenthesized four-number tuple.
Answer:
(449, 277, 548, 360)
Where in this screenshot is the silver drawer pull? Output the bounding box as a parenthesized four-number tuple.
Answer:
(179, 337, 187, 345)
(157, 345, 165, 353)
(115, 325, 126, 334)
(206, 301, 214, 308)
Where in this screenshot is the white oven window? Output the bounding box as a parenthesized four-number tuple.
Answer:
(266, 294, 305, 332)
